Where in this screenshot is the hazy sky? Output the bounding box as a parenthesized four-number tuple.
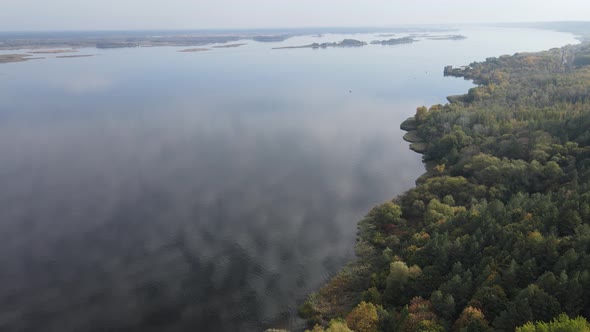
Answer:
(2, 0, 590, 31)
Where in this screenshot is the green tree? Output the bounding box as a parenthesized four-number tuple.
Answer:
(384, 261, 410, 303)
(416, 106, 429, 124)
(515, 313, 590, 332)
(469, 285, 507, 322)
(326, 319, 354, 332)
(430, 290, 456, 321)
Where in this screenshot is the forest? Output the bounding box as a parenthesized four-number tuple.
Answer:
(299, 42, 590, 331)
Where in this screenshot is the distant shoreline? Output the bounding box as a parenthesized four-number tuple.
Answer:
(0, 27, 462, 51)
(0, 33, 292, 51)
(0, 52, 95, 63)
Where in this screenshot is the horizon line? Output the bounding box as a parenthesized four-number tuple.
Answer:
(1, 20, 589, 34)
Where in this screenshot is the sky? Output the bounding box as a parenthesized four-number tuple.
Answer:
(2, 0, 590, 31)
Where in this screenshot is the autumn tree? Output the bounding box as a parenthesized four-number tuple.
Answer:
(345, 302, 378, 332)
(454, 307, 491, 332)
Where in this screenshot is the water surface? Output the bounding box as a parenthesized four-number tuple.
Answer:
(0, 27, 578, 331)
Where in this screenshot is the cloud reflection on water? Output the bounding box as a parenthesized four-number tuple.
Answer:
(0, 27, 578, 331)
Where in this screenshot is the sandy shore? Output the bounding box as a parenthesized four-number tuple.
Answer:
(0, 54, 44, 63)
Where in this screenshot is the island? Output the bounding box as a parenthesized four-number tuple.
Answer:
(0, 51, 96, 63)
(273, 39, 367, 49)
(370, 36, 416, 45)
(213, 43, 246, 48)
(178, 48, 211, 53)
(426, 34, 468, 40)
(299, 42, 590, 332)
(0, 54, 42, 63)
(28, 49, 78, 54)
(55, 54, 95, 58)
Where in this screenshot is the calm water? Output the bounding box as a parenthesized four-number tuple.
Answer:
(0, 27, 578, 331)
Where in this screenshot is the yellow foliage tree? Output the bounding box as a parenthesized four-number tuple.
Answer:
(345, 301, 379, 332)
(454, 306, 490, 331)
(306, 319, 354, 332)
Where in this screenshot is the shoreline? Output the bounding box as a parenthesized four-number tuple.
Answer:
(0, 33, 294, 51)
(298, 39, 590, 331)
(0, 54, 44, 63)
(400, 117, 428, 154)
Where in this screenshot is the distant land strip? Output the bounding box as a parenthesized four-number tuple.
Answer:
(213, 43, 247, 48)
(55, 54, 96, 58)
(0, 54, 43, 63)
(0, 34, 292, 50)
(178, 48, 211, 52)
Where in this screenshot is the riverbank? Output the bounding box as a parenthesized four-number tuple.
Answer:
(400, 117, 427, 154)
(299, 41, 590, 331)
